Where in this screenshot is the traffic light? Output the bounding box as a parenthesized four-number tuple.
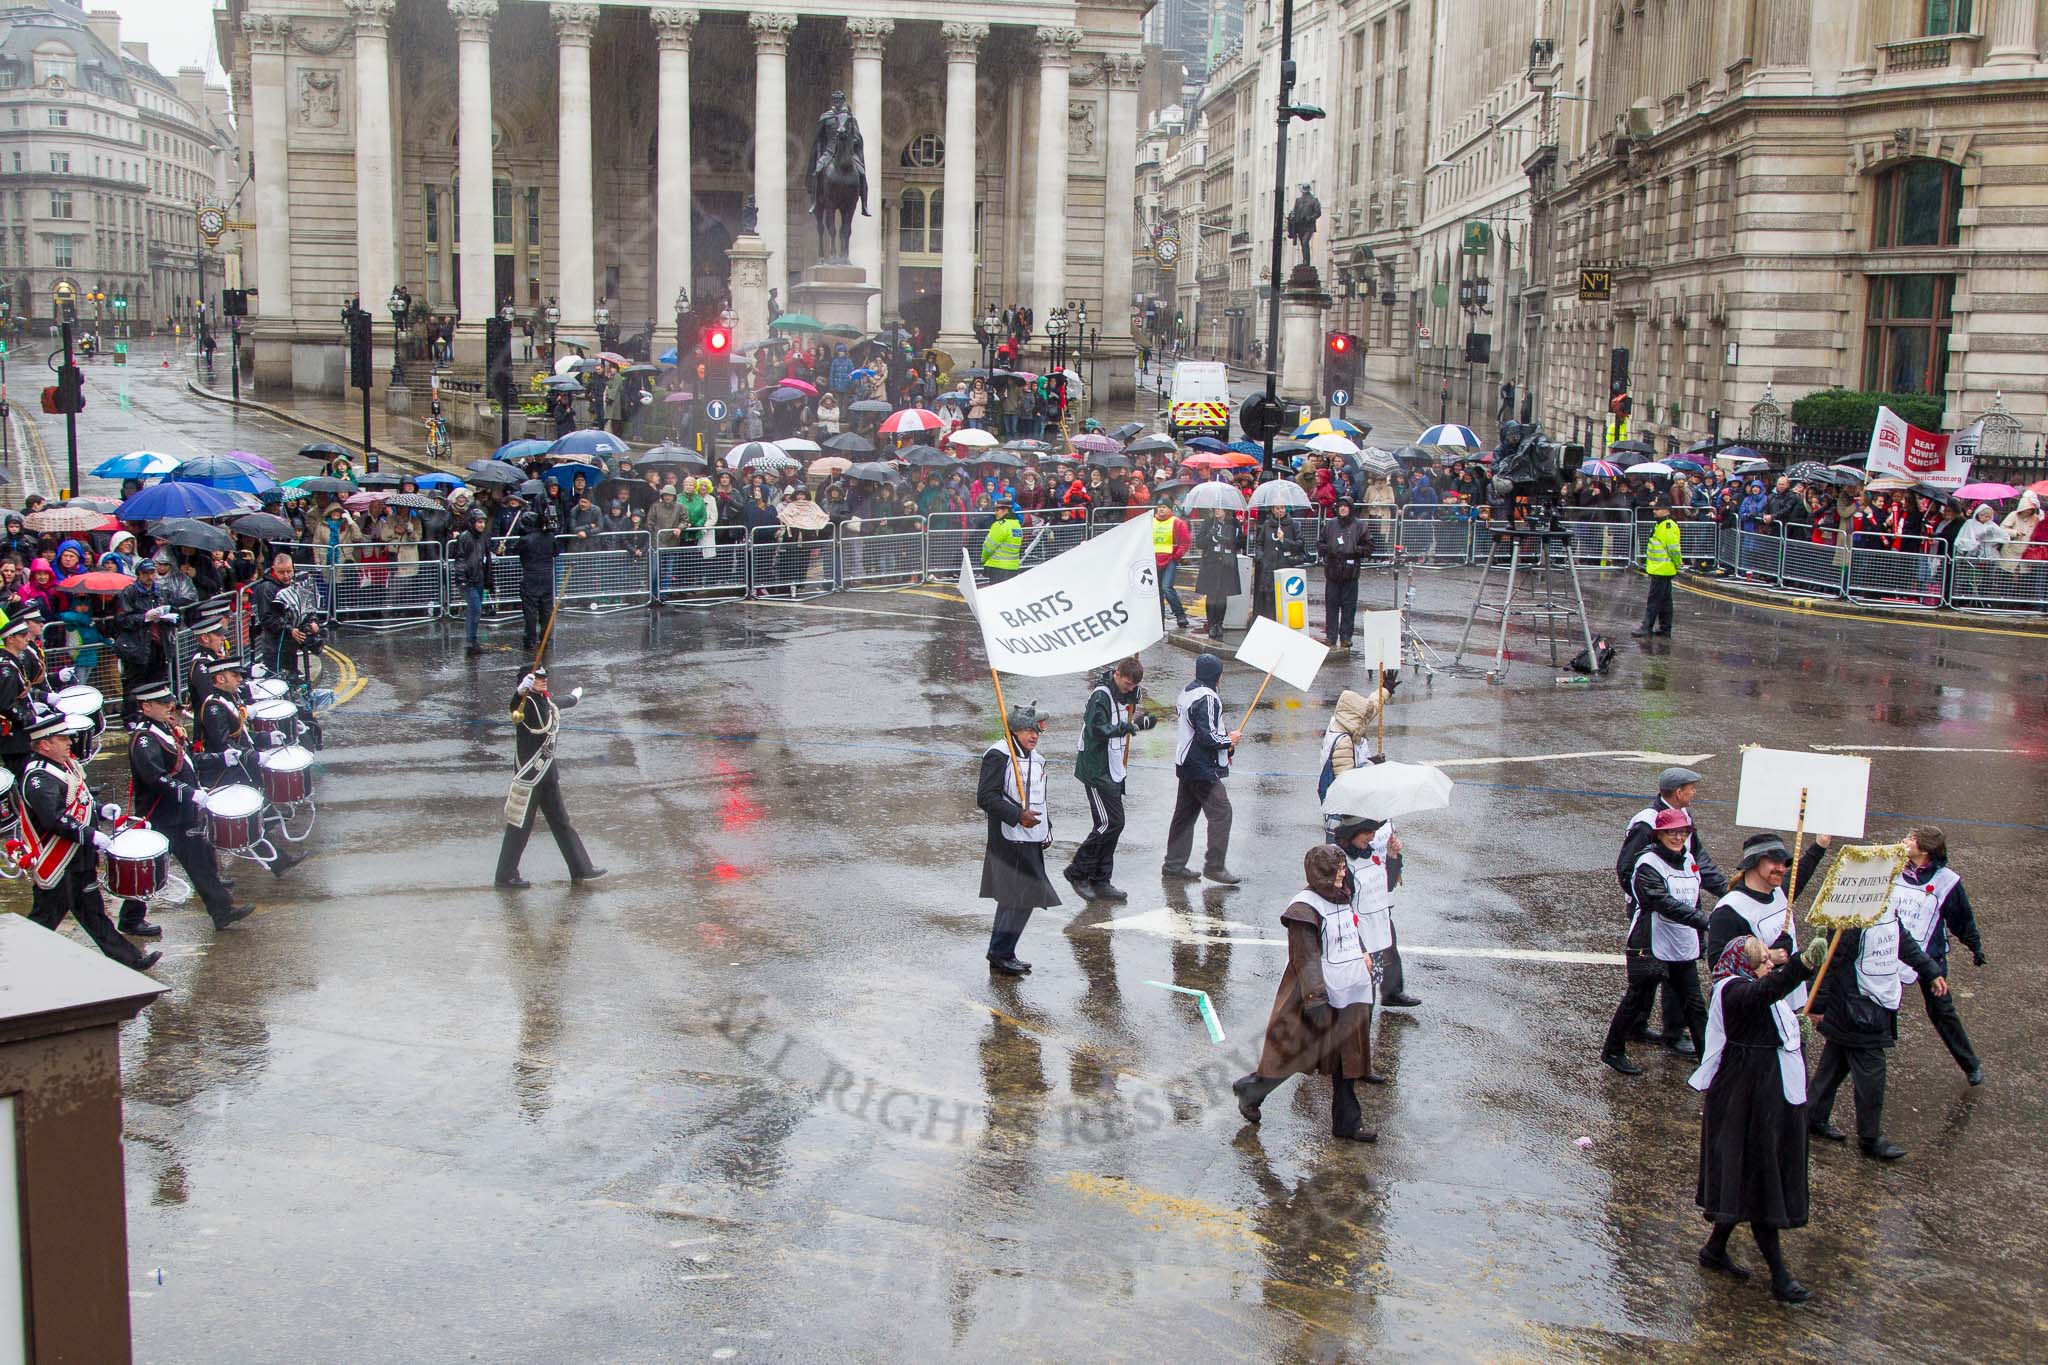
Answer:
(485, 315, 513, 402)
(222, 288, 249, 317)
(1324, 331, 1359, 404)
(48, 363, 86, 415)
(346, 306, 372, 393)
(700, 321, 731, 385)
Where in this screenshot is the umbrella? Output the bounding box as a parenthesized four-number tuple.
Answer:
(947, 428, 999, 450)
(596, 479, 657, 511)
(622, 363, 661, 376)
(1292, 417, 1365, 439)
(1125, 434, 1177, 456)
(1003, 439, 1055, 455)
(231, 512, 295, 542)
(849, 399, 893, 416)
(1609, 438, 1659, 455)
(777, 499, 832, 531)
(880, 408, 942, 434)
(778, 377, 820, 397)
(768, 387, 809, 404)
(1308, 433, 1360, 456)
(92, 451, 182, 479)
(824, 433, 876, 454)
(548, 429, 629, 459)
(1180, 452, 1234, 471)
(64, 496, 123, 513)
(664, 391, 695, 404)
(900, 446, 954, 468)
(637, 447, 709, 469)
(977, 450, 1025, 469)
(823, 323, 865, 339)
(540, 463, 608, 491)
(1085, 452, 1132, 470)
(1186, 436, 1229, 453)
(1784, 461, 1833, 486)
(220, 450, 279, 474)
(118, 481, 242, 521)
(1320, 761, 1455, 821)
(415, 472, 467, 491)
(1954, 481, 2018, 501)
(2026, 478, 2048, 496)
(735, 337, 792, 355)
(658, 348, 679, 366)
(1152, 479, 1192, 499)
(1667, 458, 1706, 473)
(1070, 433, 1122, 455)
(149, 517, 235, 553)
(543, 375, 586, 390)
(1272, 439, 1314, 458)
(516, 480, 547, 498)
(1709, 446, 1763, 463)
(846, 464, 900, 484)
(777, 437, 822, 457)
(1912, 483, 1955, 506)
(55, 571, 135, 596)
(746, 450, 801, 474)
(1227, 441, 1266, 458)
(299, 440, 351, 463)
(357, 472, 403, 490)
(769, 313, 823, 333)
(1249, 480, 1311, 510)
(1631, 462, 1676, 477)
(1418, 423, 1481, 448)
(1182, 482, 1248, 512)
(1357, 448, 1400, 476)
(1867, 476, 1915, 492)
(847, 367, 878, 382)
(464, 462, 527, 486)
(728, 441, 787, 466)
(386, 493, 444, 514)
(1580, 459, 1624, 478)
(1392, 445, 1440, 466)
(1732, 460, 1772, 476)
(343, 491, 393, 513)
(808, 455, 854, 477)
(168, 454, 277, 495)
(1827, 464, 1868, 484)
(1610, 448, 1655, 469)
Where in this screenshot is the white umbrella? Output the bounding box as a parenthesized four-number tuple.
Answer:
(948, 428, 1000, 449)
(1631, 461, 1675, 477)
(729, 440, 787, 467)
(1248, 480, 1311, 510)
(1307, 433, 1360, 456)
(1182, 482, 1248, 512)
(1320, 761, 1455, 821)
(777, 437, 822, 456)
(1357, 446, 1400, 475)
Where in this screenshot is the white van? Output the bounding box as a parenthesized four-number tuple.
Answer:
(1167, 362, 1232, 441)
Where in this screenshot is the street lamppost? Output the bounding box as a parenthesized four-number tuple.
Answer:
(1458, 275, 1491, 425)
(388, 286, 409, 387)
(673, 285, 689, 364)
(544, 298, 560, 368)
(1045, 307, 1069, 441)
(978, 304, 1000, 373)
(594, 301, 612, 354)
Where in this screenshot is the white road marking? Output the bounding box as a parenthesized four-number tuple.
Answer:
(1810, 744, 2026, 755)
(1421, 749, 1714, 769)
(747, 599, 944, 622)
(1097, 907, 1622, 965)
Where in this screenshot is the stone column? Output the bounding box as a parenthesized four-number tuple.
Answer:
(846, 18, 892, 328)
(1101, 52, 1142, 395)
(937, 23, 986, 351)
(1031, 28, 1081, 322)
(652, 8, 698, 326)
(553, 3, 599, 338)
(241, 13, 293, 385)
(751, 13, 798, 299)
(450, 0, 498, 360)
(1987, 0, 2042, 69)
(346, 1, 398, 339)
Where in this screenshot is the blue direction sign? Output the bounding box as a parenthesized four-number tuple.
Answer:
(1331, 388, 1350, 407)
(704, 397, 729, 422)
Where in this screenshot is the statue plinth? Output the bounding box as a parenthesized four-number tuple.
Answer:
(789, 263, 880, 335)
(1279, 265, 1332, 406)
(727, 234, 773, 355)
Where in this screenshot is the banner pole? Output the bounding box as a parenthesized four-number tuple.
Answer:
(988, 665, 1023, 798)
(1801, 925, 1846, 1019)
(1235, 669, 1274, 736)
(1786, 787, 1808, 905)
(1376, 654, 1387, 757)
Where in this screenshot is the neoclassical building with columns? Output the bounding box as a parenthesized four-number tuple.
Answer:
(217, 0, 1147, 397)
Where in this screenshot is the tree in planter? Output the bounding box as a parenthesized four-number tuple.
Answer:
(1791, 387, 1947, 437)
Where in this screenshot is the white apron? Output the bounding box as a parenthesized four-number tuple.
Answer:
(1632, 848, 1703, 962)
(1076, 684, 1133, 784)
(989, 744, 1050, 844)
(1174, 684, 1228, 771)
(1301, 890, 1376, 1010)
(1345, 850, 1395, 956)
(1890, 865, 1958, 985)
(1689, 976, 1807, 1104)
(1852, 912, 1904, 1012)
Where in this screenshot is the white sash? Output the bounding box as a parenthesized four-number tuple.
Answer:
(1853, 913, 1904, 1011)
(1715, 888, 1805, 1012)
(1299, 890, 1375, 1010)
(1632, 848, 1702, 961)
(503, 699, 560, 827)
(990, 744, 1049, 844)
(1689, 977, 1806, 1105)
(1075, 684, 1132, 783)
(1346, 851, 1395, 955)
(1890, 865, 1958, 984)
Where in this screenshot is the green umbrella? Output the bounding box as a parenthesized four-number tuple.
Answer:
(769, 313, 823, 333)
(822, 323, 864, 338)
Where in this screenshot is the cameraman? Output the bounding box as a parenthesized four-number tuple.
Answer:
(1062, 656, 1155, 902)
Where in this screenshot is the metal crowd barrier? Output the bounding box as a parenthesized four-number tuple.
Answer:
(1779, 537, 1847, 596)
(1846, 536, 1946, 610)
(554, 531, 654, 612)
(328, 541, 448, 630)
(1396, 506, 1471, 564)
(1555, 506, 1635, 568)
(839, 515, 929, 590)
(924, 512, 983, 581)
(654, 533, 750, 602)
(1949, 557, 2048, 613)
(748, 525, 837, 598)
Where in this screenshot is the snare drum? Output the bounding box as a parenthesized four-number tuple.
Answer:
(203, 785, 266, 852)
(103, 827, 171, 900)
(54, 684, 106, 741)
(259, 745, 315, 806)
(61, 712, 99, 762)
(249, 677, 290, 702)
(0, 766, 16, 840)
(248, 699, 298, 747)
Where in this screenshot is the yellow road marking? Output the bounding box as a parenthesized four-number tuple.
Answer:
(1677, 577, 2048, 640)
(321, 645, 367, 708)
(894, 587, 965, 604)
(1054, 1171, 1269, 1249)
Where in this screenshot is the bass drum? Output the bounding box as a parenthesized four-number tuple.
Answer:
(103, 827, 171, 901)
(203, 785, 266, 853)
(259, 745, 315, 806)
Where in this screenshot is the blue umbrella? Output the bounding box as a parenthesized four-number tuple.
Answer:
(547, 429, 629, 459)
(1226, 440, 1265, 457)
(92, 451, 182, 479)
(117, 481, 244, 521)
(1185, 436, 1228, 453)
(414, 472, 467, 491)
(494, 439, 553, 463)
(167, 454, 278, 496)
(539, 463, 607, 492)
(1418, 423, 1481, 449)
(658, 347, 679, 366)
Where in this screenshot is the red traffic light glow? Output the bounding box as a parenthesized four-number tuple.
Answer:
(704, 328, 730, 354)
(1328, 333, 1350, 353)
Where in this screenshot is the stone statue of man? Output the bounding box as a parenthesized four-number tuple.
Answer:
(808, 90, 871, 217)
(1285, 183, 1322, 265)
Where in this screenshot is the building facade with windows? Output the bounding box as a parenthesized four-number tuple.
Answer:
(219, 0, 1149, 398)
(1538, 0, 2048, 449)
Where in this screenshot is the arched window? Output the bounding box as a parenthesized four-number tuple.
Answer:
(1872, 160, 1961, 249)
(898, 188, 943, 256)
(33, 43, 76, 87)
(900, 132, 945, 169)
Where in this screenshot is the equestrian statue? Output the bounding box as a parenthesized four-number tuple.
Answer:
(808, 91, 870, 265)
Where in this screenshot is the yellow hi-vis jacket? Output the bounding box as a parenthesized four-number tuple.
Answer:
(982, 516, 1022, 571)
(1644, 518, 1682, 577)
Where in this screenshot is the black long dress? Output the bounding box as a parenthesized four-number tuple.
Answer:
(1695, 956, 1814, 1229)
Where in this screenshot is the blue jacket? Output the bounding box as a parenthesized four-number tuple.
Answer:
(1174, 654, 1232, 782)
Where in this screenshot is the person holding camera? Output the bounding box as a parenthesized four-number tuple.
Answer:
(1063, 656, 1156, 903)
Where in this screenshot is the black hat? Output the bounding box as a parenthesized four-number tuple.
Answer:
(1332, 815, 1385, 844)
(12, 600, 42, 621)
(1739, 832, 1792, 870)
(192, 608, 230, 634)
(1, 617, 31, 639)
(130, 680, 175, 704)
(27, 708, 70, 741)
(207, 656, 246, 677)
(135, 556, 158, 572)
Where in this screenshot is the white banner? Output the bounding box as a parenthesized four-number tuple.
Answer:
(1866, 406, 1974, 491)
(1352, 610, 1404, 671)
(1734, 746, 1870, 839)
(1236, 616, 1329, 691)
(958, 514, 1164, 677)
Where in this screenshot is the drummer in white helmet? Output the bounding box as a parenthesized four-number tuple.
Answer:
(19, 708, 159, 970)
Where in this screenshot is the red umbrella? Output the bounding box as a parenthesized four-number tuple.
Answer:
(779, 377, 820, 397)
(879, 407, 941, 435)
(1180, 452, 1232, 471)
(56, 570, 135, 596)
(344, 490, 393, 513)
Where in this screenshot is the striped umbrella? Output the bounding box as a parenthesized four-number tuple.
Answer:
(727, 441, 788, 467)
(1579, 459, 1623, 478)
(1292, 417, 1365, 439)
(1417, 423, 1481, 448)
(879, 407, 942, 434)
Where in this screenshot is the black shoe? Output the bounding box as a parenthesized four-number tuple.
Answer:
(1231, 1076, 1262, 1124)
(1668, 1037, 1698, 1057)
(1629, 1026, 1666, 1045)
(132, 950, 163, 972)
(985, 955, 1030, 977)
(1381, 992, 1421, 1008)
(1095, 882, 1129, 903)
(119, 918, 163, 938)
(1772, 1276, 1811, 1304)
(572, 867, 609, 884)
(1364, 1072, 1391, 1085)
(268, 849, 305, 877)
(1698, 1245, 1750, 1281)
(1602, 1052, 1643, 1076)
(1808, 1121, 1847, 1142)
(1202, 865, 1243, 886)
(1654, 628, 1674, 637)
(211, 904, 255, 930)
(1334, 1127, 1378, 1143)
(1966, 1065, 1983, 1086)
(1160, 864, 1201, 881)
(496, 875, 531, 889)
(1630, 626, 1652, 637)
(465, 643, 483, 656)
(1061, 868, 1098, 897)
(1861, 1137, 1906, 1161)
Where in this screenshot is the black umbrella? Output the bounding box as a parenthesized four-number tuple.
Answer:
(1912, 483, 1954, 505)
(978, 450, 1025, 469)
(231, 512, 295, 542)
(824, 432, 876, 454)
(959, 367, 992, 380)
(1125, 434, 1177, 456)
(848, 399, 893, 416)
(1151, 478, 1193, 498)
(299, 440, 350, 462)
(598, 478, 657, 510)
(298, 475, 355, 494)
(1733, 459, 1772, 476)
(1110, 422, 1144, 442)
(637, 447, 708, 468)
(358, 472, 402, 490)
(1272, 439, 1313, 458)
(1085, 452, 1132, 470)
(1784, 461, 1832, 486)
(517, 479, 547, 497)
(464, 462, 526, 486)
(1393, 445, 1439, 465)
(1003, 439, 1054, 454)
(1610, 448, 1655, 469)
(1609, 439, 1658, 455)
(846, 464, 900, 484)
(901, 446, 954, 467)
(151, 517, 235, 553)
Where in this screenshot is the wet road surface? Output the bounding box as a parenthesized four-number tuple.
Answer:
(11, 556, 2031, 1362)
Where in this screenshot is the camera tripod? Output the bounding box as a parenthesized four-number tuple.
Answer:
(1450, 521, 1599, 684)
